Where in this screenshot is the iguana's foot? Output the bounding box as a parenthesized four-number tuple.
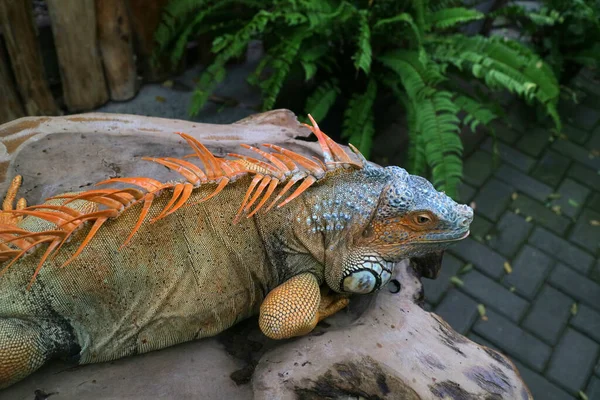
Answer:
(0, 175, 26, 226)
(259, 273, 349, 339)
(0, 318, 56, 389)
(317, 287, 350, 322)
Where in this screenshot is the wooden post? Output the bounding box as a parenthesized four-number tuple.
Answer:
(0, 43, 25, 124)
(46, 0, 109, 112)
(127, 0, 171, 82)
(0, 0, 59, 116)
(96, 0, 137, 101)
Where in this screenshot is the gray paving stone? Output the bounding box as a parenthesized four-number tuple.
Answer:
(461, 270, 529, 322)
(434, 288, 479, 334)
(503, 245, 553, 300)
(563, 124, 591, 145)
(458, 181, 476, 203)
(552, 139, 600, 171)
(589, 124, 600, 149)
(463, 150, 497, 186)
(473, 308, 551, 372)
(522, 285, 572, 345)
(468, 213, 494, 243)
(546, 328, 600, 394)
(567, 163, 600, 192)
(551, 178, 591, 218)
(549, 264, 600, 312)
(530, 227, 595, 274)
(571, 304, 600, 343)
(516, 127, 551, 157)
(462, 129, 487, 157)
(487, 211, 533, 258)
(422, 253, 463, 305)
(562, 103, 600, 131)
(482, 137, 536, 171)
(513, 361, 573, 400)
(569, 208, 600, 255)
(449, 237, 506, 279)
(496, 164, 554, 202)
(490, 121, 520, 144)
(473, 178, 514, 221)
(467, 333, 497, 350)
(511, 195, 571, 236)
(589, 192, 600, 213)
(587, 376, 600, 400)
(531, 150, 571, 188)
(592, 260, 600, 286)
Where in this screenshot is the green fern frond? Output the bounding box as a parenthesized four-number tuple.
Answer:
(378, 50, 443, 100)
(189, 10, 274, 115)
(419, 91, 462, 198)
(427, 7, 484, 29)
(353, 10, 372, 74)
(454, 95, 498, 132)
(304, 79, 340, 122)
(395, 90, 427, 176)
(431, 35, 561, 129)
(343, 79, 377, 157)
(374, 13, 424, 52)
(260, 30, 306, 110)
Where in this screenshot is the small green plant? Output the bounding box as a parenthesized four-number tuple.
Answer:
(155, 0, 561, 198)
(492, 0, 600, 81)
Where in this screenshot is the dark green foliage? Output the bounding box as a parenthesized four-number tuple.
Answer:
(492, 0, 600, 81)
(155, 0, 562, 198)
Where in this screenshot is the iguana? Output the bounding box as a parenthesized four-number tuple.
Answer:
(0, 116, 472, 389)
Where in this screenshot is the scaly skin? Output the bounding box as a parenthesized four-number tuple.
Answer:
(0, 121, 473, 389)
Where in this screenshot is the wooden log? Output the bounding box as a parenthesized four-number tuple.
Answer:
(96, 0, 137, 101)
(126, 0, 172, 82)
(0, 43, 25, 124)
(0, 0, 59, 116)
(46, 0, 109, 112)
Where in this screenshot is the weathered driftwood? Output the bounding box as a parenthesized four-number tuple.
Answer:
(96, 0, 138, 101)
(0, 110, 531, 399)
(0, 43, 24, 124)
(46, 0, 109, 111)
(0, 0, 59, 116)
(126, 0, 171, 82)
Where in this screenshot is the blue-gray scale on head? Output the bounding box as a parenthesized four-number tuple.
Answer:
(330, 166, 473, 295)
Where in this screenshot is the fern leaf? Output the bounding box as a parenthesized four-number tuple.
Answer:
(304, 79, 340, 122)
(189, 10, 274, 115)
(373, 13, 424, 58)
(419, 91, 462, 198)
(454, 95, 498, 132)
(378, 50, 443, 100)
(432, 35, 561, 129)
(353, 10, 372, 74)
(427, 7, 484, 29)
(343, 79, 377, 157)
(260, 30, 306, 110)
(379, 50, 461, 197)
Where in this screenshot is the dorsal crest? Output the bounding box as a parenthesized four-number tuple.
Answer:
(0, 115, 364, 288)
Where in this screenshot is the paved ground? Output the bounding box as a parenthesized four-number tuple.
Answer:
(423, 69, 600, 400)
(95, 60, 600, 399)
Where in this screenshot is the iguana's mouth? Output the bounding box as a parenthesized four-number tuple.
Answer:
(419, 230, 470, 244)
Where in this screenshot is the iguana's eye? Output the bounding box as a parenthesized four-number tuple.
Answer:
(414, 214, 431, 225)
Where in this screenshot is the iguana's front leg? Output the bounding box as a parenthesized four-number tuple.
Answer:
(259, 273, 349, 339)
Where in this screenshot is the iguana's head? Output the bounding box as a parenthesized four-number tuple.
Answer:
(324, 166, 473, 294)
